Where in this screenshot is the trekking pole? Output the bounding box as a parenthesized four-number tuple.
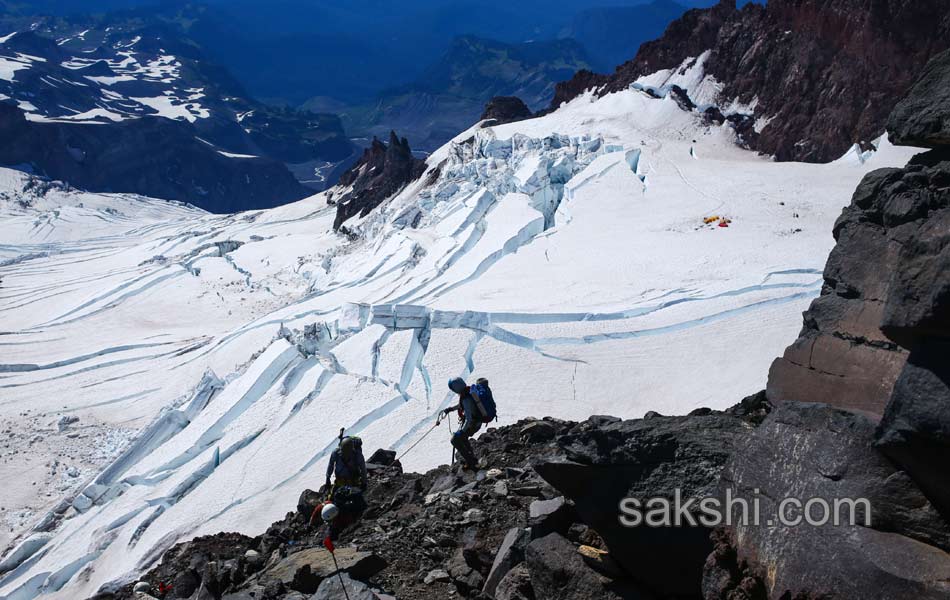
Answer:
(324, 536, 352, 600)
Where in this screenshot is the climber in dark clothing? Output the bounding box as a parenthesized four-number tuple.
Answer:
(312, 435, 368, 539)
(442, 377, 482, 470)
(325, 436, 368, 495)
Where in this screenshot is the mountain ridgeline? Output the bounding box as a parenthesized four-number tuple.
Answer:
(0, 22, 355, 211)
(552, 0, 950, 162)
(339, 35, 592, 152)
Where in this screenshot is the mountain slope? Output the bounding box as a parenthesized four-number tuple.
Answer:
(0, 23, 355, 209)
(0, 71, 922, 597)
(337, 36, 592, 151)
(553, 0, 950, 162)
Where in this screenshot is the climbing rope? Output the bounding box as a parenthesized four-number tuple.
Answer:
(395, 412, 445, 463)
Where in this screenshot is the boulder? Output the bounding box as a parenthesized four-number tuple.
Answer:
(888, 49, 950, 148)
(423, 569, 451, 585)
(367, 449, 397, 466)
(520, 421, 557, 443)
(527, 496, 576, 539)
(260, 548, 386, 594)
(483, 527, 531, 596)
(297, 489, 323, 519)
(710, 402, 950, 599)
(576, 545, 624, 579)
(535, 413, 750, 596)
(876, 340, 950, 518)
(312, 573, 377, 600)
(172, 569, 200, 598)
(480, 96, 533, 126)
(494, 564, 534, 600)
(525, 533, 649, 600)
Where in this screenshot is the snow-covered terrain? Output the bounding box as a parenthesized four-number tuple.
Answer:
(0, 80, 920, 598)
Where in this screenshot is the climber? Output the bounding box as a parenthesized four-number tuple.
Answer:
(325, 434, 367, 495)
(310, 434, 368, 538)
(442, 377, 497, 470)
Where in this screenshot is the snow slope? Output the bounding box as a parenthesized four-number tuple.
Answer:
(0, 82, 920, 598)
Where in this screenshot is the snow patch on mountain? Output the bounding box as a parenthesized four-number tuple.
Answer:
(2, 41, 208, 124)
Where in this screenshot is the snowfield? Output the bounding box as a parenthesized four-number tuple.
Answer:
(0, 83, 920, 598)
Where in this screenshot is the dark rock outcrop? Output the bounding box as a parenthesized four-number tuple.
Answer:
(549, 70, 610, 112)
(329, 131, 427, 231)
(871, 52, 950, 519)
(534, 404, 761, 597)
(553, 0, 950, 163)
(525, 533, 647, 600)
(877, 343, 950, 519)
(480, 96, 533, 126)
(713, 52, 950, 600)
(766, 165, 910, 417)
(886, 49, 950, 148)
(709, 402, 950, 599)
(100, 400, 770, 600)
(768, 50, 950, 418)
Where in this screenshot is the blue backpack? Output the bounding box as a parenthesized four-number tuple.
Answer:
(471, 378, 497, 421)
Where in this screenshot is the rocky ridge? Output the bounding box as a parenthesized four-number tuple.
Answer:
(328, 131, 428, 231)
(551, 0, 950, 162)
(95, 395, 770, 600)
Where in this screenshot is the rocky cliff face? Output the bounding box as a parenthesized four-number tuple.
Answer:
(554, 0, 950, 162)
(730, 48, 950, 599)
(768, 49, 950, 418)
(873, 49, 950, 522)
(328, 132, 427, 231)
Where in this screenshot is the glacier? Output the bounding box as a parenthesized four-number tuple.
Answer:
(0, 83, 921, 598)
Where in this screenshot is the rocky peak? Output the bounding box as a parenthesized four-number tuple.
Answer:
(553, 0, 950, 162)
(479, 96, 533, 126)
(330, 131, 427, 231)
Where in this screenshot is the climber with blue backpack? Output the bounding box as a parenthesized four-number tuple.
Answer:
(442, 377, 497, 470)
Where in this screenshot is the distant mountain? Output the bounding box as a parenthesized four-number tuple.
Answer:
(562, 0, 688, 71)
(334, 35, 592, 151)
(0, 18, 357, 209)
